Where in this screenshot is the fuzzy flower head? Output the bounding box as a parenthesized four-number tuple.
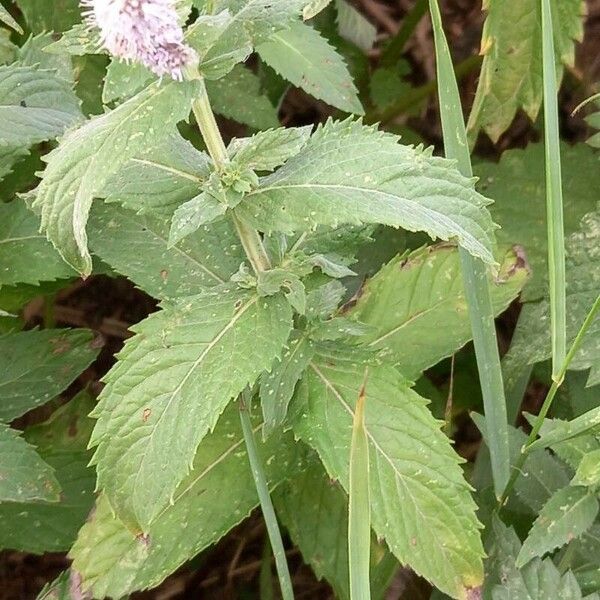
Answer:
(82, 0, 197, 80)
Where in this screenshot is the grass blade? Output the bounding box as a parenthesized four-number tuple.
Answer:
(348, 372, 371, 600)
(239, 396, 295, 600)
(541, 0, 567, 380)
(428, 0, 510, 496)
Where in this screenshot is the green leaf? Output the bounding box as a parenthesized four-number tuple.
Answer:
(0, 65, 81, 146)
(206, 64, 279, 129)
(274, 455, 396, 600)
(468, 0, 584, 141)
(88, 203, 244, 300)
(197, 0, 305, 80)
(475, 143, 600, 301)
(256, 21, 362, 114)
(168, 192, 226, 246)
(0, 328, 99, 422)
(14, 0, 81, 33)
(44, 23, 101, 57)
(90, 287, 293, 531)
(0, 5, 23, 34)
(239, 119, 498, 265)
(70, 403, 303, 598)
(572, 449, 600, 488)
(303, 0, 332, 20)
(17, 33, 75, 83)
(504, 209, 600, 386)
(260, 331, 314, 437)
(292, 346, 484, 598)
(31, 80, 198, 276)
(102, 60, 153, 104)
(528, 407, 600, 453)
(345, 244, 527, 380)
(335, 0, 377, 52)
(228, 126, 312, 172)
(517, 486, 599, 567)
(0, 145, 28, 182)
(0, 422, 60, 503)
(0, 200, 76, 287)
(36, 572, 71, 600)
(100, 131, 211, 216)
(487, 518, 594, 600)
(0, 391, 96, 553)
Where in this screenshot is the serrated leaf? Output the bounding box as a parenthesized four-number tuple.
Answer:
(528, 407, 600, 453)
(17, 33, 75, 83)
(70, 403, 303, 598)
(168, 192, 226, 246)
(100, 131, 210, 216)
(44, 23, 101, 57)
(90, 287, 293, 530)
(0, 5, 23, 34)
(260, 331, 314, 437)
(0, 65, 82, 146)
(274, 455, 396, 600)
(292, 346, 484, 598)
(0, 422, 60, 503)
(31, 80, 198, 275)
(0, 328, 99, 422)
(572, 449, 600, 488)
(468, 0, 585, 141)
(228, 126, 312, 172)
(14, 0, 81, 33)
(345, 244, 527, 380)
(88, 203, 244, 300)
(504, 209, 600, 386)
(335, 0, 376, 52)
(102, 60, 153, 104)
(303, 0, 332, 20)
(36, 572, 71, 600)
(0, 200, 77, 287)
(475, 143, 600, 301)
(517, 486, 599, 567)
(239, 119, 497, 265)
(205, 64, 279, 129)
(256, 21, 362, 114)
(0, 391, 96, 553)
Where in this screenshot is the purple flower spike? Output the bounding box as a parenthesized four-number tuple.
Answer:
(81, 0, 197, 80)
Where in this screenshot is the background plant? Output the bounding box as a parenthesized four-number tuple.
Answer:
(0, 1, 598, 599)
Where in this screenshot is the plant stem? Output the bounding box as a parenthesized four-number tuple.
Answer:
(380, 0, 428, 68)
(239, 396, 294, 600)
(428, 0, 510, 496)
(232, 213, 272, 273)
(348, 373, 371, 600)
(499, 295, 600, 508)
(190, 73, 291, 599)
(541, 0, 567, 381)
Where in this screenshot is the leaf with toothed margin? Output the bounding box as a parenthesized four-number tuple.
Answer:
(89, 286, 294, 531)
(0, 64, 82, 146)
(69, 403, 305, 598)
(238, 119, 498, 265)
(30, 80, 199, 276)
(256, 21, 363, 114)
(87, 203, 244, 300)
(98, 131, 211, 216)
(291, 346, 484, 599)
(0, 422, 60, 503)
(344, 244, 528, 380)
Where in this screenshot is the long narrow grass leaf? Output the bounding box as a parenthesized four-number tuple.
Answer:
(542, 0, 567, 379)
(428, 0, 510, 496)
(239, 397, 294, 600)
(348, 372, 371, 600)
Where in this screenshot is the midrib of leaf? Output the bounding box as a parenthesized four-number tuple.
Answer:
(0, 235, 44, 244)
(153, 422, 262, 521)
(130, 157, 205, 183)
(130, 295, 259, 495)
(249, 183, 489, 256)
(309, 362, 456, 496)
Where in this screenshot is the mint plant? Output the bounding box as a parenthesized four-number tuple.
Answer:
(0, 0, 599, 599)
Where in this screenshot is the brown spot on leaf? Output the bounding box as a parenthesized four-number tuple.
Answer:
(50, 337, 71, 355)
(160, 269, 168, 282)
(142, 408, 151, 422)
